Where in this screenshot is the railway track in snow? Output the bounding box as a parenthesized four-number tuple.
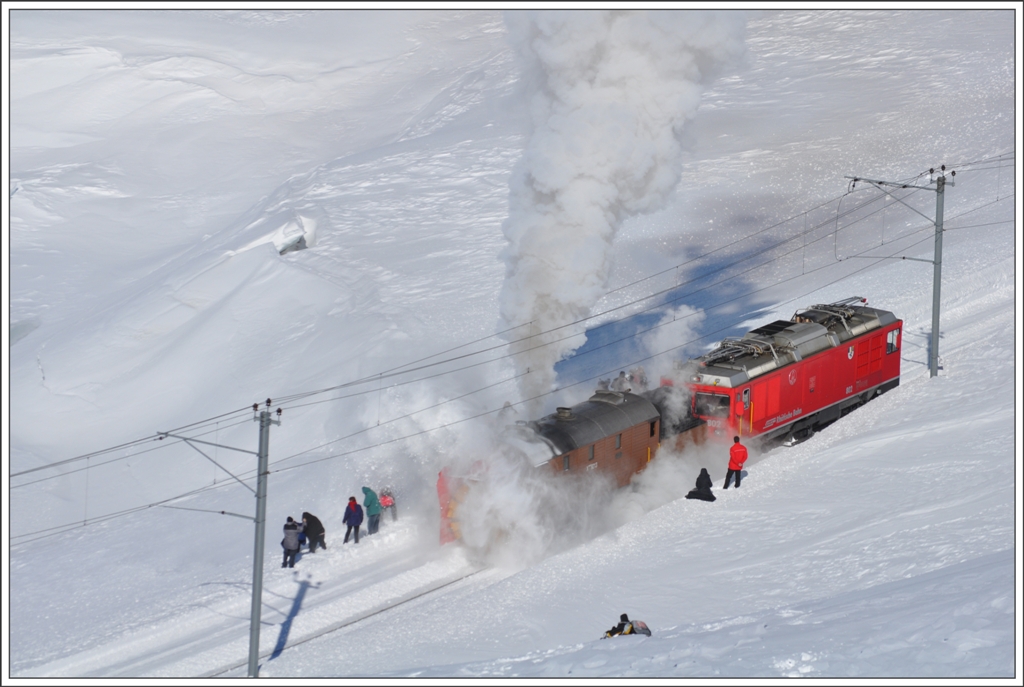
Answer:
(203, 567, 486, 677)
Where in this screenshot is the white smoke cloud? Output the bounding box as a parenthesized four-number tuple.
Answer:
(444, 420, 733, 570)
(605, 439, 727, 524)
(420, 410, 604, 569)
(641, 302, 706, 383)
(451, 442, 617, 569)
(499, 10, 746, 411)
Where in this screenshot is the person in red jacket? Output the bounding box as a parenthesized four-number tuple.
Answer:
(724, 436, 748, 489)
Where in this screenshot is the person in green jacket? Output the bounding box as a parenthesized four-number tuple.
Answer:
(363, 486, 383, 535)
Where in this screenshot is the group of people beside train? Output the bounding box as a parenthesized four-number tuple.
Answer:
(283, 434, 746, 567)
(281, 486, 397, 568)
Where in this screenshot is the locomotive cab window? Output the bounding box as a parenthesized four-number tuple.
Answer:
(887, 328, 901, 354)
(694, 392, 731, 418)
(615, 434, 622, 449)
(588, 445, 595, 461)
(563, 455, 571, 472)
(735, 388, 749, 413)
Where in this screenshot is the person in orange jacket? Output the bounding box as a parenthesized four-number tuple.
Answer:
(724, 436, 747, 489)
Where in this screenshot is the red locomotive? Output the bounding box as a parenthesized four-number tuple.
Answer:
(683, 297, 902, 445)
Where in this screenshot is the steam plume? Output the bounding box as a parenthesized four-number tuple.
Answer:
(641, 303, 706, 383)
(499, 10, 746, 410)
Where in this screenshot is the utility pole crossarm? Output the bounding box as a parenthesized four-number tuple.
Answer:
(157, 432, 258, 455)
(160, 504, 255, 521)
(845, 175, 936, 191)
(844, 176, 939, 223)
(840, 254, 934, 264)
(167, 436, 257, 495)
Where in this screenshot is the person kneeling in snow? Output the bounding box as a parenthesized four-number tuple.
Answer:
(685, 467, 716, 502)
(604, 613, 651, 638)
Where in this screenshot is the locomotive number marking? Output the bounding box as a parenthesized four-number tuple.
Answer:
(846, 385, 853, 394)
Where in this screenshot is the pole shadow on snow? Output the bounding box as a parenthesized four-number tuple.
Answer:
(902, 326, 940, 370)
(903, 331, 929, 369)
(193, 581, 305, 625)
(269, 577, 316, 661)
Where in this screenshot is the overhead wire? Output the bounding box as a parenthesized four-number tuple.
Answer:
(272, 320, 536, 405)
(10, 190, 1011, 543)
(11, 416, 254, 488)
(10, 475, 245, 544)
(12, 151, 1011, 499)
(10, 405, 256, 478)
(280, 187, 895, 401)
(149, 201, 979, 480)
(944, 219, 1015, 231)
(16, 227, 908, 540)
(271, 369, 531, 467)
(261, 225, 948, 478)
(270, 209, 948, 470)
(269, 185, 919, 410)
(259, 188, 912, 426)
(272, 157, 985, 406)
(207, 151, 1016, 411)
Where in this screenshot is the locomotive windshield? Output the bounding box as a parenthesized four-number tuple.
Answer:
(694, 392, 730, 418)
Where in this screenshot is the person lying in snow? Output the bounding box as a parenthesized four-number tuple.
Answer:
(603, 613, 651, 638)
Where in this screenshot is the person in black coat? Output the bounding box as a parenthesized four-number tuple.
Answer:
(685, 468, 716, 502)
(302, 512, 326, 553)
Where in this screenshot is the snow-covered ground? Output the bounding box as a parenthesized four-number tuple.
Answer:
(5, 8, 1021, 681)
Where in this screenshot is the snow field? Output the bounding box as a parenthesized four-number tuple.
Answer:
(7, 8, 1018, 679)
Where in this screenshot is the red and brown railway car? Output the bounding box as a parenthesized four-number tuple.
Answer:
(684, 297, 902, 445)
(527, 390, 662, 487)
(436, 391, 683, 543)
